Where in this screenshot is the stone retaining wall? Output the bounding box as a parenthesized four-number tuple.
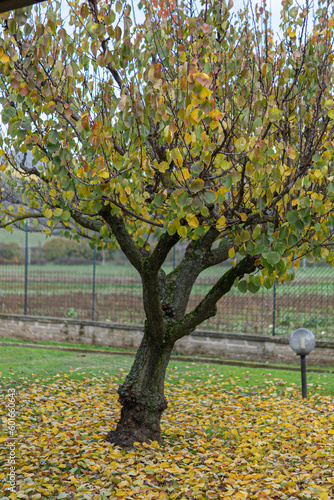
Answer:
(0, 314, 333, 367)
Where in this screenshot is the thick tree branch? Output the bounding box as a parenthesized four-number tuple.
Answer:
(99, 206, 143, 274)
(0, 0, 43, 13)
(141, 274, 166, 343)
(164, 227, 222, 319)
(146, 231, 180, 274)
(0, 212, 43, 229)
(200, 241, 233, 270)
(71, 212, 105, 233)
(172, 255, 257, 340)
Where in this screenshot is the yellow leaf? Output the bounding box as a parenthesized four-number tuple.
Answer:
(177, 226, 187, 238)
(181, 168, 190, 180)
(115, 489, 127, 497)
(287, 146, 296, 159)
(69, 475, 79, 484)
(184, 132, 192, 145)
(239, 213, 247, 222)
(158, 161, 169, 173)
(0, 436, 8, 443)
(98, 170, 109, 179)
(209, 120, 219, 130)
(199, 86, 211, 100)
(119, 194, 127, 204)
(191, 108, 201, 124)
(125, 186, 131, 195)
(188, 216, 199, 229)
(117, 480, 129, 487)
(228, 247, 235, 258)
(0, 53, 9, 64)
(217, 216, 226, 230)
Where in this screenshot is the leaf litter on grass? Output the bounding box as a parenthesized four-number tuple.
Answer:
(1, 369, 334, 500)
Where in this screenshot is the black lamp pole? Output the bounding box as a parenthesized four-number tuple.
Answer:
(300, 354, 307, 399)
(289, 329, 316, 400)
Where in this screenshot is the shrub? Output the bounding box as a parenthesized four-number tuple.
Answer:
(43, 237, 94, 262)
(0, 242, 22, 262)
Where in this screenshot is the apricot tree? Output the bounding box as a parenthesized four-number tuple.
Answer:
(1, 0, 334, 446)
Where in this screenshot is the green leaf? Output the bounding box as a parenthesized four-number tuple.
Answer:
(43, 208, 53, 219)
(295, 219, 305, 233)
(264, 277, 273, 289)
(61, 211, 71, 222)
(240, 230, 250, 242)
(266, 251, 281, 265)
(252, 226, 262, 240)
(191, 162, 204, 176)
(175, 192, 188, 207)
(2, 106, 16, 123)
(288, 233, 298, 247)
(222, 175, 232, 190)
(245, 240, 257, 254)
(248, 282, 260, 294)
(276, 242, 286, 254)
(153, 193, 164, 207)
(47, 130, 59, 144)
(189, 179, 204, 194)
(279, 225, 289, 240)
(54, 208, 63, 217)
(268, 106, 283, 122)
(287, 210, 298, 223)
(238, 280, 247, 293)
(203, 191, 216, 204)
(191, 197, 204, 212)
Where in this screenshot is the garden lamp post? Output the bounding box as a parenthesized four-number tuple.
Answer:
(289, 328, 316, 399)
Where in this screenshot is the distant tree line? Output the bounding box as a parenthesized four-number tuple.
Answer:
(0, 237, 114, 264)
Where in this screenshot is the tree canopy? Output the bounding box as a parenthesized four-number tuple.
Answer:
(1, 0, 334, 446)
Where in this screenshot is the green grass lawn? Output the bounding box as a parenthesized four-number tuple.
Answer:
(1, 341, 334, 500)
(1, 343, 333, 396)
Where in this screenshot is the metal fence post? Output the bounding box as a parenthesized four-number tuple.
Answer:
(24, 219, 28, 315)
(272, 281, 276, 336)
(92, 245, 97, 321)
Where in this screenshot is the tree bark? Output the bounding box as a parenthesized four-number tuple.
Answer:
(106, 325, 173, 447)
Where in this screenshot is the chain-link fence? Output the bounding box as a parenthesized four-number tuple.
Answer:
(0, 228, 333, 340)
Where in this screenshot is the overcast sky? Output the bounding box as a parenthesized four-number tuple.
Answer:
(127, 0, 317, 40)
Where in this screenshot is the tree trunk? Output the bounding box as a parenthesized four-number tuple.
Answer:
(106, 326, 173, 447)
